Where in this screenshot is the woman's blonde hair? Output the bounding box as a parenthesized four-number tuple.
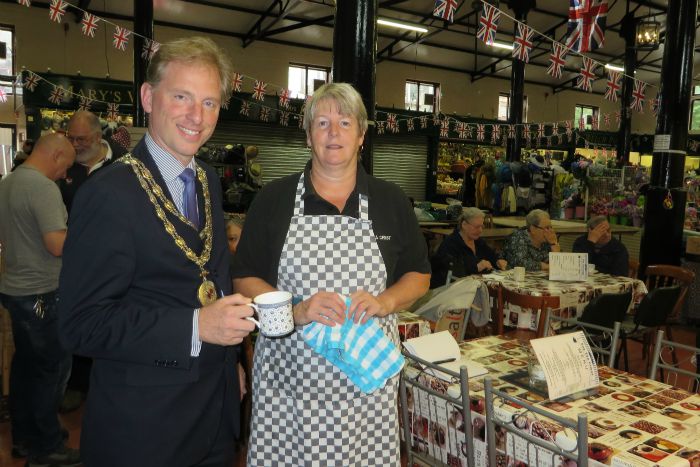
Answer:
(303, 83, 368, 135)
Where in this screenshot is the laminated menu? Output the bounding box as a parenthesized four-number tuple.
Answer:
(529, 331, 599, 400)
(548, 252, 588, 281)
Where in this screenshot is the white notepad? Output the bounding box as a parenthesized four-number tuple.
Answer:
(403, 331, 488, 381)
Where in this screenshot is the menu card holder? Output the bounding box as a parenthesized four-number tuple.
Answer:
(402, 331, 488, 381)
(529, 331, 599, 400)
(548, 252, 588, 282)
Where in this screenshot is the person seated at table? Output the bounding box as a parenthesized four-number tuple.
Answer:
(572, 215, 629, 276)
(502, 209, 560, 271)
(430, 207, 507, 288)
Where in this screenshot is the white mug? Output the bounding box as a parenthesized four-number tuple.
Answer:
(588, 263, 596, 273)
(246, 291, 295, 337)
(513, 266, 526, 282)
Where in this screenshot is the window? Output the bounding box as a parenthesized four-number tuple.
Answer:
(287, 63, 329, 99)
(690, 100, 700, 132)
(497, 92, 528, 121)
(0, 25, 16, 97)
(574, 104, 599, 130)
(693, 85, 700, 96)
(405, 80, 440, 113)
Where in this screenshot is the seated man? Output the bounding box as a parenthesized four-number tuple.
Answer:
(572, 215, 629, 276)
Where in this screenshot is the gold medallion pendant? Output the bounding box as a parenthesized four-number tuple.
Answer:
(198, 279, 218, 306)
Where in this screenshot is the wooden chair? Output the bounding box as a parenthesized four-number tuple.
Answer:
(484, 376, 589, 466)
(649, 329, 700, 392)
(628, 259, 640, 279)
(497, 287, 559, 338)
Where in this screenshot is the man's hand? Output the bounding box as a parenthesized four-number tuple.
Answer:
(198, 294, 256, 346)
(496, 259, 508, 270)
(587, 223, 608, 244)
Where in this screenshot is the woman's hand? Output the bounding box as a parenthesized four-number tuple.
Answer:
(544, 228, 558, 246)
(477, 260, 494, 272)
(348, 290, 391, 324)
(496, 259, 508, 270)
(540, 262, 550, 271)
(293, 291, 346, 327)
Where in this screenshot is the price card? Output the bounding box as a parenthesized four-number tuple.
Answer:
(530, 331, 599, 400)
(548, 252, 588, 282)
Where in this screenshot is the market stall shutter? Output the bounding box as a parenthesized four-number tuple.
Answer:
(209, 121, 308, 184)
(374, 134, 428, 201)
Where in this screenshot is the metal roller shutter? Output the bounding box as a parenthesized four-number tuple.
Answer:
(374, 134, 428, 201)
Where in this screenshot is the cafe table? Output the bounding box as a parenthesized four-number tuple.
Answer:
(397, 310, 433, 342)
(403, 335, 700, 467)
(480, 271, 648, 332)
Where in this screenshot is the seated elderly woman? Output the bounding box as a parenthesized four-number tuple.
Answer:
(430, 207, 507, 288)
(502, 209, 560, 271)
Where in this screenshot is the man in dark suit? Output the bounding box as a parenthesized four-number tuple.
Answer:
(58, 36, 255, 467)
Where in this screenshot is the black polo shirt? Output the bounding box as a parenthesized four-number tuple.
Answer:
(232, 161, 430, 288)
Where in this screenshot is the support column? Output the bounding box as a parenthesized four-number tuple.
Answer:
(616, 13, 635, 164)
(639, 0, 697, 268)
(505, 0, 535, 162)
(332, 0, 377, 174)
(133, 1, 154, 127)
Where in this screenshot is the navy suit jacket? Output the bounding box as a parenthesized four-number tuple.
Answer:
(58, 139, 238, 467)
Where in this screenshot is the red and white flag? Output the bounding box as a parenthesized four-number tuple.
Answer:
(476, 124, 485, 141)
(107, 103, 119, 121)
(565, 120, 573, 136)
(113, 26, 131, 51)
(547, 42, 567, 79)
(565, 0, 609, 53)
(537, 123, 546, 139)
(630, 79, 646, 113)
(457, 122, 468, 139)
(419, 116, 429, 129)
(512, 23, 534, 63)
(477, 3, 500, 45)
(78, 97, 93, 111)
(0, 89, 6, 103)
(252, 80, 267, 101)
(23, 72, 39, 92)
(387, 113, 398, 133)
(49, 0, 67, 23)
(651, 95, 660, 116)
(407, 118, 415, 132)
(259, 107, 270, 122)
(440, 120, 450, 138)
(604, 70, 621, 102)
(578, 116, 586, 131)
(142, 39, 160, 62)
(576, 57, 596, 92)
(603, 113, 610, 127)
(240, 101, 251, 116)
(48, 85, 65, 105)
(81, 13, 100, 37)
(278, 89, 290, 108)
(491, 124, 501, 144)
(433, 0, 460, 23)
(17, 0, 31, 7)
(279, 111, 290, 127)
(231, 73, 243, 92)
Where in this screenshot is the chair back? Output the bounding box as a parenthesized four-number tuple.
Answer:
(484, 376, 589, 467)
(644, 264, 695, 321)
(634, 286, 681, 328)
(399, 351, 475, 467)
(649, 330, 700, 392)
(544, 309, 622, 368)
(498, 287, 559, 337)
(628, 259, 640, 279)
(579, 291, 632, 328)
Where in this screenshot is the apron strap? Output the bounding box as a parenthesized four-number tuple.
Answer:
(294, 172, 369, 221)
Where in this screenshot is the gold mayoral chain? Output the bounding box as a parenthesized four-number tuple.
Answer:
(121, 155, 218, 306)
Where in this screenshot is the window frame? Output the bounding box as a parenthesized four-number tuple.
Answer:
(574, 104, 600, 131)
(497, 92, 528, 121)
(405, 79, 440, 113)
(0, 24, 16, 96)
(287, 62, 330, 99)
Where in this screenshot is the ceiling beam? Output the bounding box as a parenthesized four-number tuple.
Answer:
(241, 0, 301, 48)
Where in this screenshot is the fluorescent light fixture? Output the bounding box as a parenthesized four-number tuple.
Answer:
(605, 63, 624, 72)
(489, 41, 514, 50)
(377, 19, 428, 33)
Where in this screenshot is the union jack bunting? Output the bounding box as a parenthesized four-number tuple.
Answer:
(578, 116, 586, 131)
(231, 73, 243, 92)
(48, 86, 64, 105)
(615, 111, 621, 124)
(537, 123, 546, 139)
(651, 95, 660, 116)
(221, 97, 230, 110)
(259, 107, 270, 122)
(433, 0, 459, 23)
(279, 111, 290, 126)
(604, 70, 621, 102)
(477, 3, 500, 46)
(0, 89, 6, 103)
(278, 89, 290, 108)
(142, 39, 160, 61)
(512, 23, 534, 63)
(630, 79, 646, 113)
(440, 120, 450, 138)
(508, 124, 515, 139)
(113, 26, 131, 51)
(565, 0, 609, 53)
(78, 97, 93, 111)
(377, 121, 385, 135)
(576, 57, 596, 92)
(407, 118, 415, 132)
(107, 103, 119, 121)
(457, 122, 468, 139)
(591, 115, 599, 129)
(386, 113, 399, 133)
(603, 113, 610, 127)
(491, 125, 501, 144)
(23, 72, 39, 92)
(547, 42, 567, 79)
(523, 125, 530, 140)
(240, 101, 251, 116)
(252, 80, 267, 101)
(17, 0, 31, 6)
(49, 0, 67, 23)
(476, 124, 485, 141)
(419, 115, 429, 129)
(434, 116, 442, 128)
(602, 147, 608, 158)
(81, 13, 100, 37)
(565, 120, 573, 135)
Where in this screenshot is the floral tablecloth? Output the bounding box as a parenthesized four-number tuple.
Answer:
(403, 335, 700, 467)
(482, 271, 648, 331)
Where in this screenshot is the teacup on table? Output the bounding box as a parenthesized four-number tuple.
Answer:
(246, 291, 295, 337)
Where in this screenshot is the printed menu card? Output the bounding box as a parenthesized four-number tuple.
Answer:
(548, 252, 589, 281)
(530, 331, 599, 400)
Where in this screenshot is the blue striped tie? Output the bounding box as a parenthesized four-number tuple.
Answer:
(178, 168, 199, 229)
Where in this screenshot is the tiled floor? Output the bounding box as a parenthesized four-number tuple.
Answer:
(1, 325, 697, 467)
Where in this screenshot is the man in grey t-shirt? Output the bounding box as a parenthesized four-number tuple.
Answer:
(0, 133, 81, 467)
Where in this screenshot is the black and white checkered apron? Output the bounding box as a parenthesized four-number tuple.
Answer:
(247, 173, 400, 466)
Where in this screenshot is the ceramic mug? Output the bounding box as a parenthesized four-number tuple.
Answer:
(246, 291, 295, 337)
(513, 266, 526, 282)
